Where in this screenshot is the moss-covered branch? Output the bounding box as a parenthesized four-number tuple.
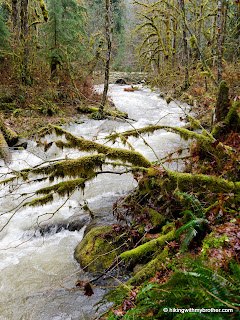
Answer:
(31, 154, 105, 181)
(38, 125, 151, 168)
(120, 224, 175, 264)
(128, 247, 170, 285)
(106, 125, 214, 150)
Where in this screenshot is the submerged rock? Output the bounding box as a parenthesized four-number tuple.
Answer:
(39, 214, 90, 236)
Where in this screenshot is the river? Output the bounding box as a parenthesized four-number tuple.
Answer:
(0, 84, 189, 320)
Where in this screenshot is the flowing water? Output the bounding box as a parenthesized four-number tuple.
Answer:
(0, 84, 190, 320)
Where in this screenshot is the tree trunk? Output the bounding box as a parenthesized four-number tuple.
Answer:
(12, 0, 19, 32)
(179, 0, 189, 90)
(20, 0, 29, 83)
(99, 0, 113, 116)
(217, 0, 223, 83)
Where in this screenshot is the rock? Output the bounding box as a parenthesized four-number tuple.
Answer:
(115, 78, 127, 85)
(74, 225, 119, 273)
(13, 140, 28, 150)
(39, 214, 90, 236)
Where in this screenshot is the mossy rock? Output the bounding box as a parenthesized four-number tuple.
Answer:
(74, 225, 119, 273)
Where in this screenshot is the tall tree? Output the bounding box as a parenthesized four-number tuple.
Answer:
(42, 0, 87, 76)
(99, 0, 113, 115)
(179, 0, 189, 89)
(217, 0, 223, 83)
(0, 5, 9, 54)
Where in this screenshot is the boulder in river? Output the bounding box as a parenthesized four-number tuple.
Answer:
(115, 78, 127, 85)
(74, 225, 120, 273)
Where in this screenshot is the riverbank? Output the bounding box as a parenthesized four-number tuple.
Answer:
(0, 71, 239, 319)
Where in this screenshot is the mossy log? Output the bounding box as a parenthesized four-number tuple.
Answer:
(127, 247, 170, 285)
(120, 224, 175, 265)
(0, 128, 11, 163)
(149, 208, 165, 229)
(0, 118, 18, 146)
(144, 168, 240, 196)
(74, 225, 120, 273)
(77, 105, 128, 119)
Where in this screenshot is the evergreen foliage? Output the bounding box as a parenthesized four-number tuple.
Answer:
(42, 0, 88, 71)
(0, 5, 9, 55)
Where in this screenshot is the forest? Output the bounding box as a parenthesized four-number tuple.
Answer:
(0, 0, 240, 319)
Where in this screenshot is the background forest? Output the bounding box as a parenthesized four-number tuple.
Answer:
(0, 0, 240, 319)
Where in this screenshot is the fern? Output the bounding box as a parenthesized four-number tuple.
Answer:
(175, 192, 205, 217)
(107, 261, 240, 319)
(175, 192, 208, 252)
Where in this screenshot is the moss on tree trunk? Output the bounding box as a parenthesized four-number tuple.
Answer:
(215, 80, 230, 123)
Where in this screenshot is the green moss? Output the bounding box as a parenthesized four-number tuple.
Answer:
(0, 128, 11, 163)
(32, 154, 105, 181)
(181, 93, 194, 106)
(215, 80, 230, 122)
(143, 167, 240, 196)
(225, 101, 240, 132)
(0, 103, 17, 112)
(27, 194, 54, 207)
(48, 125, 151, 167)
(120, 224, 175, 264)
(165, 170, 240, 195)
(212, 101, 240, 137)
(74, 225, 119, 273)
(149, 208, 165, 228)
(106, 125, 214, 151)
(201, 232, 229, 258)
(0, 118, 18, 146)
(165, 95, 173, 104)
(39, 0, 48, 22)
(127, 247, 170, 285)
(77, 106, 128, 119)
(36, 178, 85, 196)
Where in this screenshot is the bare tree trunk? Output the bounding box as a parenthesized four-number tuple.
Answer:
(99, 0, 113, 116)
(217, 0, 223, 83)
(179, 0, 189, 90)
